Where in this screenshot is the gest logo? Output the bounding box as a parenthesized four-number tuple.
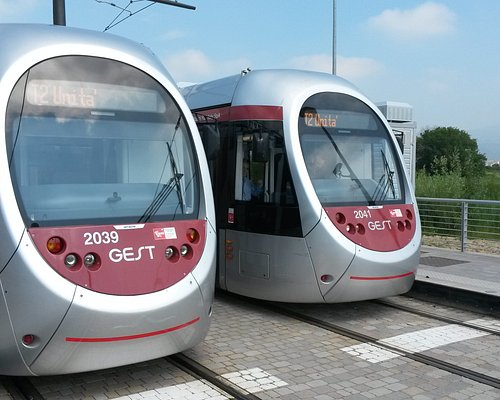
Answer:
(367, 220, 392, 231)
(109, 245, 155, 263)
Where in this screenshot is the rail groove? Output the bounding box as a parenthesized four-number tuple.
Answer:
(217, 292, 500, 390)
(0, 376, 44, 400)
(168, 353, 262, 400)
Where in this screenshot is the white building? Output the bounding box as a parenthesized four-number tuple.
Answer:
(377, 101, 417, 189)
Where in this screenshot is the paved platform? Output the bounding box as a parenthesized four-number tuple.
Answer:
(416, 246, 500, 299)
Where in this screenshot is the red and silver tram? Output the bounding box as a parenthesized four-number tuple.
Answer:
(182, 69, 421, 303)
(0, 24, 216, 376)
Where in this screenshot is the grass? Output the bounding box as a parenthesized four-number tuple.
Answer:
(415, 167, 500, 200)
(415, 167, 500, 241)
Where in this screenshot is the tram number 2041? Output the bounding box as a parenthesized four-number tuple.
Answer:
(84, 231, 120, 245)
(353, 209, 372, 219)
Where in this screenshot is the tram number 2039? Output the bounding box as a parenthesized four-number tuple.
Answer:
(84, 231, 120, 245)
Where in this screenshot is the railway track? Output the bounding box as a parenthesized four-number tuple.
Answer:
(168, 353, 263, 400)
(374, 297, 500, 336)
(1, 353, 265, 400)
(0, 376, 43, 400)
(217, 292, 500, 391)
(267, 303, 500, 389)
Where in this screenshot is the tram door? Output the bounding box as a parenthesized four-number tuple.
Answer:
(226, 122, 301, 294)
(198, 118, 300, 291)
(226, 129, 272, 292)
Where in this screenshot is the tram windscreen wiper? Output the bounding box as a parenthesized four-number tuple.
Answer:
(375, 149, 396, 200)
(319, 124, 375, 205)
(372, 149, 395, 201)
(138, 139, 185, 223)
(138, 172, 184, 223)
(166, 140, 185, 215)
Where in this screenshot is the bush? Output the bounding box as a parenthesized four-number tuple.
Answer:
(416, 169, 500, 200)
(415, 170, 466, 198)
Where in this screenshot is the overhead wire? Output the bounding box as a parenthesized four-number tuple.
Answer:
(94, 0, 155, 31)
(95, 0, 195, 31)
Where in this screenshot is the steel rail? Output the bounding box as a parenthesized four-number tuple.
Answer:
(0, 376, 44, 400)
(263, 301, 500, 390)
(374, 298, 500, 336)
(216, 292, 500, 390)
(168, 353, 263, 400)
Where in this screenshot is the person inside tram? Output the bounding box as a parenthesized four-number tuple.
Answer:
(305, 145, 335, 179)
(242, 161, 252, 200)
(251, 178, 264, 201)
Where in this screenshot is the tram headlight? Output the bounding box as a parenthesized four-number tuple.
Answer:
(64, 253, 78, 268)
(84, 253, 96, 267)
(180, 244, 190, 257)
(82, 253, 100, 270)
(165, 246, 176, 259)
(356, 224, 365, 234)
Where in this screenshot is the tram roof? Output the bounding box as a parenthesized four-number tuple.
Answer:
(0, 23, 170, 81)
(181, 69, 360, 111)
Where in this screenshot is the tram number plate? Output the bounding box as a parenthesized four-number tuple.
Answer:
(84, 231, 119, 245)
(353, 209, 372, 219)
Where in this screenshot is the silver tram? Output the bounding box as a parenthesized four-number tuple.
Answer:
(0, 24, 216, 375)
(181, 69, 421, 303)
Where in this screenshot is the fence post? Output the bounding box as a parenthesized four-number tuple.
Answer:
(460, 201, 468, 252)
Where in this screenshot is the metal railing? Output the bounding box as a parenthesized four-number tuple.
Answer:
(416, 197, 500, 253)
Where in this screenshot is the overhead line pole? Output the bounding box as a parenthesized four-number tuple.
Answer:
(53, 0, 66, 25)
(332, 0, 336, 75)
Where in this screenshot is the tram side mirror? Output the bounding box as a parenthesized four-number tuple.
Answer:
(199, 124, 220, 160)
(393, 131, 404, 154)
(252, 131, 269, 162)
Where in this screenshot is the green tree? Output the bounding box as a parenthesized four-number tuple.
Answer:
(416, 126, 486, 178)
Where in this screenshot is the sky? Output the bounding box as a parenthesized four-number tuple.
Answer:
(1, 0, 500, 159)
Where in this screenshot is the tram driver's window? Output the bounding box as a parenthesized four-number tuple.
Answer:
(235, 132, 266, 203)
(239, 159, 265, 202)
(234, 121, 295, 205)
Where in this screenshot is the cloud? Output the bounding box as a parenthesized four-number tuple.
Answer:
(165, 50, 383, 85)
(160, 30, 187, 41)
(337, 56, 385, 81)
(287, 53, 332, 74)
(368, 2, 457, 40)
(0, 0, 38, 17)
(163, 49, 251, 83)
(287, 54, 384, 82)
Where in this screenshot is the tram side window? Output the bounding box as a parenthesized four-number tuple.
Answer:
(234, 121, 297, 205)
(235, 137, 265, 202)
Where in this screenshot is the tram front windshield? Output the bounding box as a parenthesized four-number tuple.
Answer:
(6, 56, 199, 227)
(299, 92, 404, 206)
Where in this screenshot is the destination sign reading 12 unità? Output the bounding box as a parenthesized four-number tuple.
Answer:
(303, 111, 338, 128)
(26, 80, 165, 113)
